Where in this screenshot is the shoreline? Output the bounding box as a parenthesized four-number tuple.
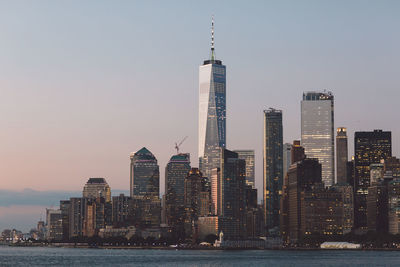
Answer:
(5, 243, 400, 251)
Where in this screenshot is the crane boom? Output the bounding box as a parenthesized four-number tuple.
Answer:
(175, 136, 188, 154)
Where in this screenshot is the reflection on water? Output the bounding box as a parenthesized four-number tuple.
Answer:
(0, 246, 399, 266)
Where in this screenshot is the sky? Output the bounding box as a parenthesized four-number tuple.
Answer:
(0, 0, 399, 231)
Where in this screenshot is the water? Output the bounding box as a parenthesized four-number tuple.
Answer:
(0, 246, 399, 266)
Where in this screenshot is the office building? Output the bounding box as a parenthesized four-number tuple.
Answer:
(165, 153, 191, 230)
(68, 197, 86, 238)
(46, 209, 63, 241)
(59, 200, 70, 240)
(184, 168, 210, 240)
(354, 130, 391, 229)
(388, 178, 400, 234)
(281, 158, 322, 243)
(130, 147, 160, 198)
(336, 127, 348, 184)
(263, 108, 283, 231)
(301, 184, 348, 236)
(112, 194, 131, 227)
(384, 157, 400, 178)
(234, 150, 255, 188)
(367, 180, 389, 233)
(301, 91, 335, 187)
(283, 143, 292, 179)
(198, 18, 226, 179)
(290, 140, 305, 165)
(82, 178, 111, 202)
(211, 148, 246, 240)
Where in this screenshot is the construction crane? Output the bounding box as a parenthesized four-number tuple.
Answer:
(175, 136, 188, 154)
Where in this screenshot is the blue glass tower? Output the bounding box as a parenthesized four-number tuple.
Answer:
(198, 18, 226, 179)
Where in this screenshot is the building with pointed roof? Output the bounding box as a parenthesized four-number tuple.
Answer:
(198, 17, 226, 180)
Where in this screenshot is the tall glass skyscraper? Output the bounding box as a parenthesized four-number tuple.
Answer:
(165, 153, 191, 239)
(263, 108, 283, 231)
(301, 91, 335, 187)
(129, 147, 161, 227)
(234, 150, 255, 188)
(198, 18, 226, 179)
(130, 147, 160, 197)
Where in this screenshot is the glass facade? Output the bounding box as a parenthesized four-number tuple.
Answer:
(130, 147, 160, 197)
(234, 150, 255, 188)
(165, 153, 191, 238)
(198, 58, 226, 179)
(283, 143, 292, 179)
(129, 147, 161, 227)
(263, 108, 283, 231)
(219, 148, 246, 240)
(301, 91, 335, 187)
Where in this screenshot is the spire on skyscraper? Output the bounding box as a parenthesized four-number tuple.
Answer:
(211, 15, 215, 61)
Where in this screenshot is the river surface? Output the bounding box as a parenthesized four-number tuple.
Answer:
(0, 246, 399, 266)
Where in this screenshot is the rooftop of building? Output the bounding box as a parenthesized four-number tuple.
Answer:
(169, 153, 190, 162)
(86, 178, 108, 184)
(131, 147, 156, 161)
(303, 91, 334, 101)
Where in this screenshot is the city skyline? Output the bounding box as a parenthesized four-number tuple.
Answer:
(1, 1, 400, 231)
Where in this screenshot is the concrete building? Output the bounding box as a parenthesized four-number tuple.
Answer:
(112, 194, 131, 227)
(354, 130, 391, 230)
(183, 168, 210, 241)
(281, 158, 322, 243)
(82, 178, 111, 202)
(388, 178, 400, 234)
(367, 180, 389, 233)
(291, 140, 305, 164)
(46, 209, 63, 241)
(301, 185, 347, 236)
(59, 200, 70, 240)
(336, 127, 348, 184)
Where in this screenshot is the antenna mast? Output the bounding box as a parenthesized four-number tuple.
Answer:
(211, 15, 215, 60)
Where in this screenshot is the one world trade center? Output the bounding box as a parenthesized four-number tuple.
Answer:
(198, 18, 226, 179)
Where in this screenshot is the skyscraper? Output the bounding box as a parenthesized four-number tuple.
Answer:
(130, 147, 160, 198)
(354, 130, 392, 229)
(130, 147, 161, 227)
(336, 127, 348, 184)
(184, 168, 210, 240)
(82, 178, 111, 202)
(301, 91, 335, 187)
(281, 158, 322, 243)
(165, 153, 191, 238)
(211, 148, 246, 240)
(291, 140, 305, 164)
(283, 143, 292, 179)
(263, 108, 283, 231)
(198, 18, 226, 179)
(234, 150, 255, 188)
